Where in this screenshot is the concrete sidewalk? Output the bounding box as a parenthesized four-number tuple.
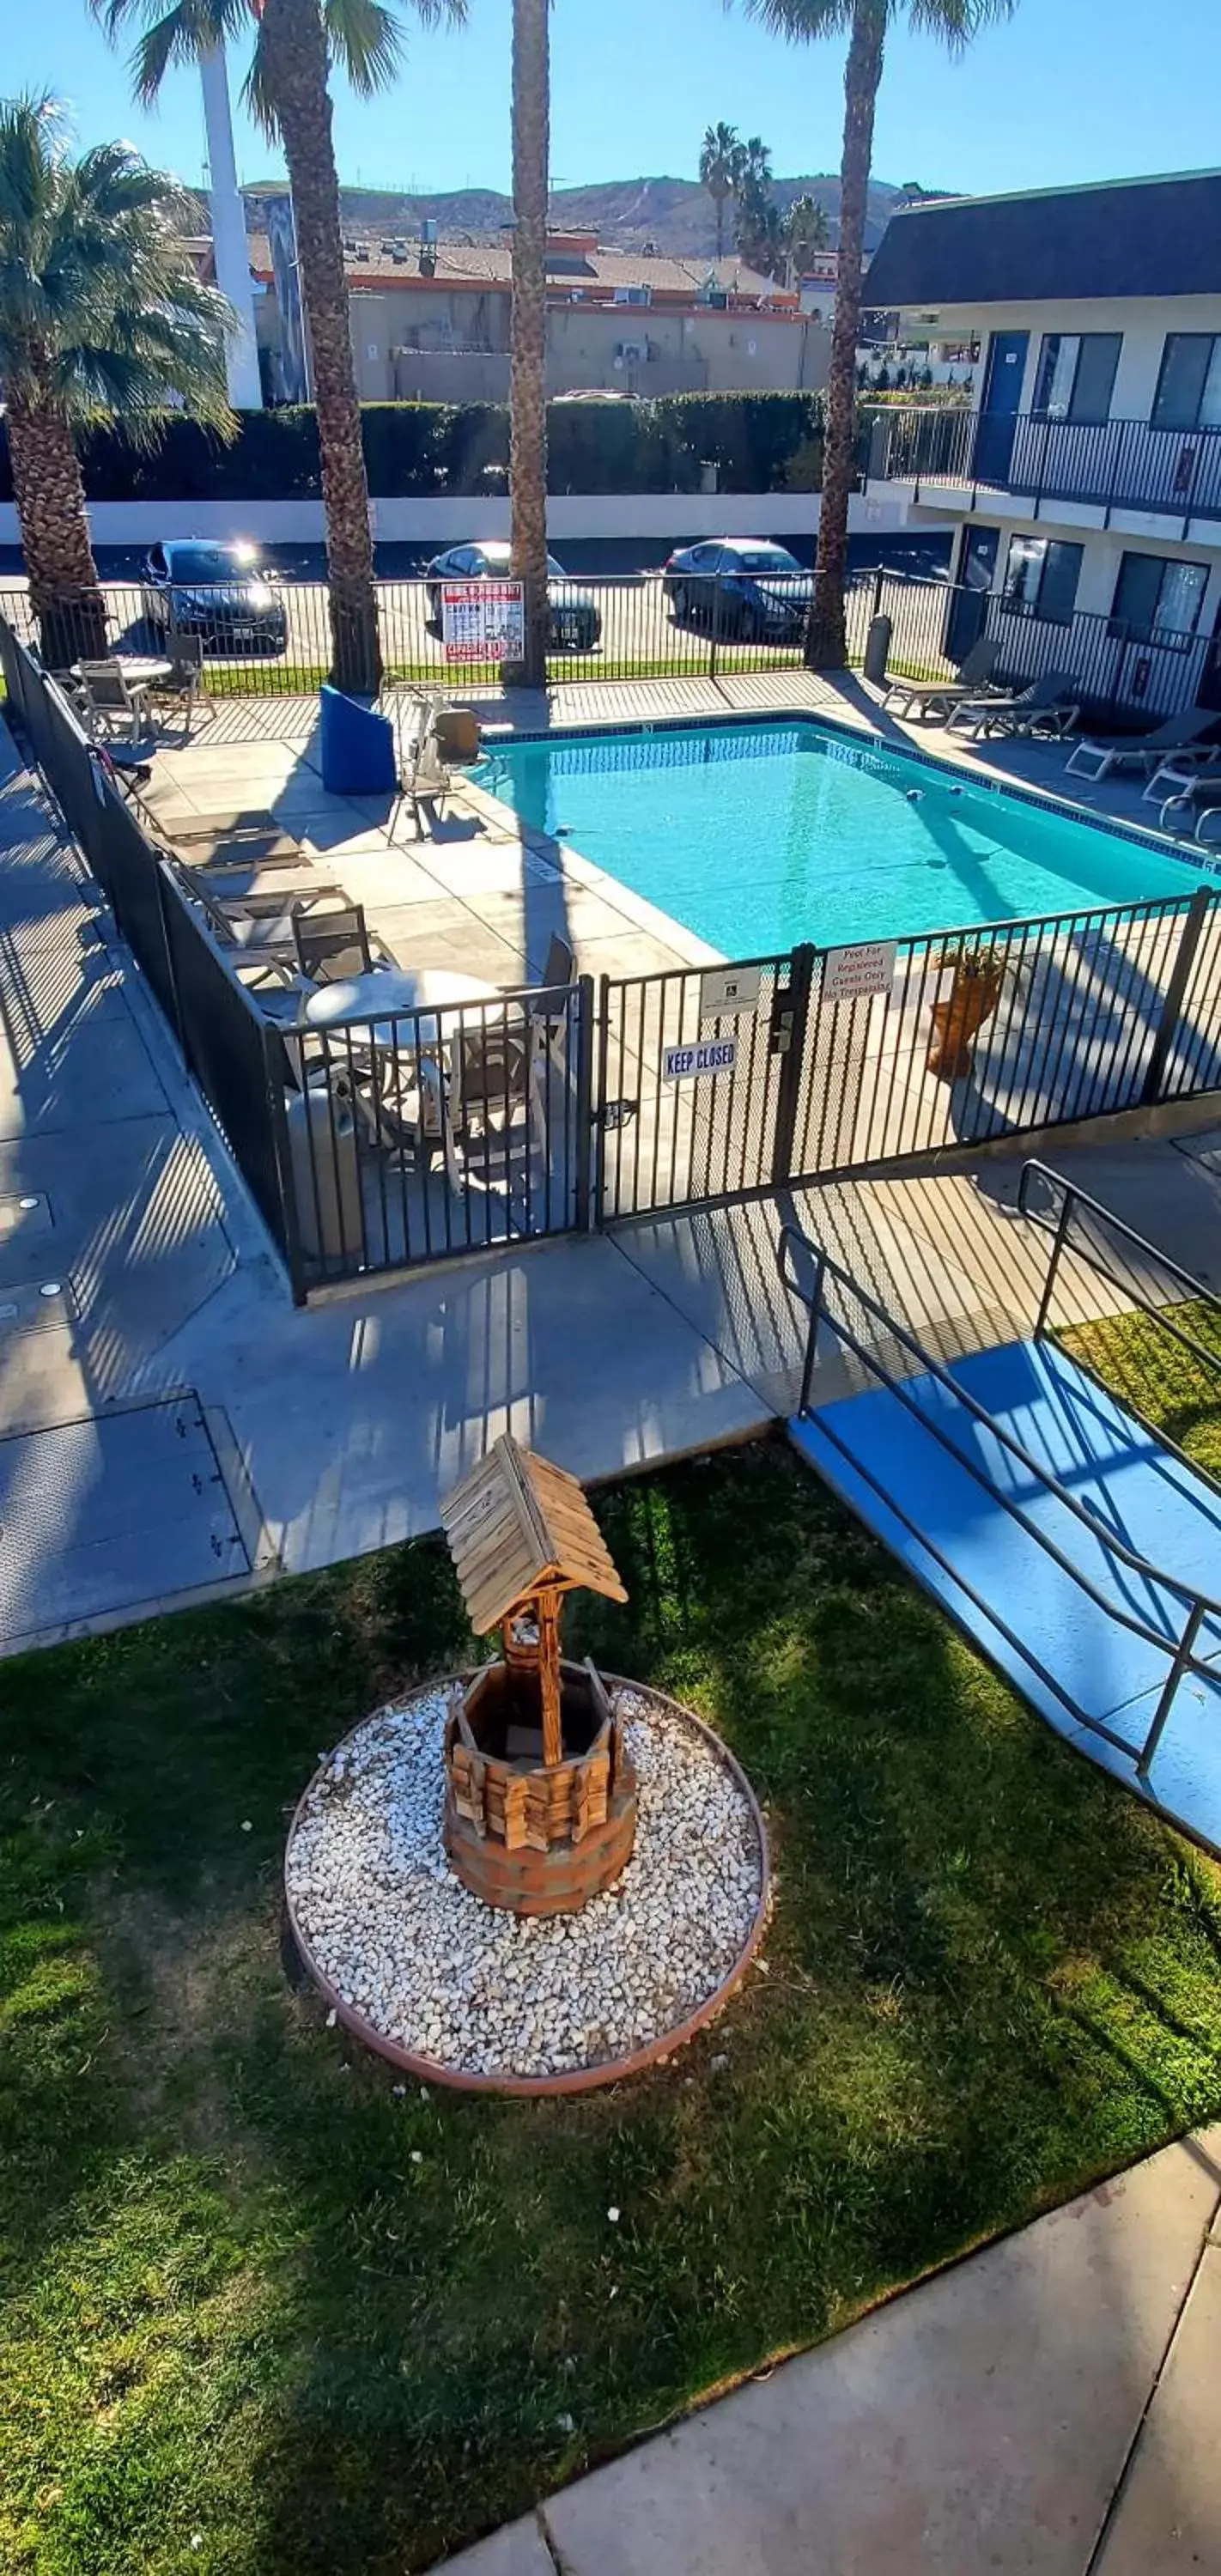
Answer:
(442, 2123, 1221, 2576)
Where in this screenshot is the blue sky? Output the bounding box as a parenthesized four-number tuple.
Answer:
(12, 0, 1221, 203)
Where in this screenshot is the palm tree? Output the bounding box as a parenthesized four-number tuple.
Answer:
(732, 136, 777, 272)
(698, 121, 744, 261)
(509, 0, 550, 689)
(99, 0, 467, 696)
(0, 94, 233, 671)
(739, 0, 1015, 668)
(785, 190, 829, 282)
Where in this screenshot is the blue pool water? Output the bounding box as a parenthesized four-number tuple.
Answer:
(477, 720, 1207, 954)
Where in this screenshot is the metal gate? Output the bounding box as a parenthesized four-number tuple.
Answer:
(595, 951, 811, 1221)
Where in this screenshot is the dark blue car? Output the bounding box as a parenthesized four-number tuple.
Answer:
(662, 540, 814, 641)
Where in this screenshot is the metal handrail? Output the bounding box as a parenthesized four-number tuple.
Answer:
(1017, 1157, 1221, 1359)
(776, 1219, 1221, 1776)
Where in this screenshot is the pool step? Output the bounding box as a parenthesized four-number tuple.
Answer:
(788, 1338, 1221, 1855)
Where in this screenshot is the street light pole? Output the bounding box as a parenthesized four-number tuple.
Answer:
(200, 38, 264, 410)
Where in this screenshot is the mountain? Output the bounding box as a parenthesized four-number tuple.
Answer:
(238, 173, 916, 260)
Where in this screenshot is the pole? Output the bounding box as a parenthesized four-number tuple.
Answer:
(200, 39, 264, 410)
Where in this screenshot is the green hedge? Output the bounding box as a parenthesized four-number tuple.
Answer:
(0, 393, 825, 505)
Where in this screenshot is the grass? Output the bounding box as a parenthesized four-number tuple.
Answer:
(1061, 1295, 1221, 1485)
(4, 1430, 1221, 2575)
(204, 646, 777, 701)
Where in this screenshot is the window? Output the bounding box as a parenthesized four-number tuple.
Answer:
(1111, 551, 1209, 641)
(1001, 535, 1084, 624)
(1033, 332, 1121, 423)
(1152, 335, 1221, 431)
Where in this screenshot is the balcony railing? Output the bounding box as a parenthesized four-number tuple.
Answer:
(871, 404, 1221, 526)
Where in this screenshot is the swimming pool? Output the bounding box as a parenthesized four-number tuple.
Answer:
(477, 719, 1208, 956)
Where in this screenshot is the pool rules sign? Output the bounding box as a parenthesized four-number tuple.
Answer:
(441, 580, 525, 665)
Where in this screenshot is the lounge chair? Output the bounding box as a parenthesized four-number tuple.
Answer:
(949, 673, 1079, 742)
(1143, 746, 1221, 805)
(882, 635, 999, 723)
(1066, 707, 1218, 782)
(73, 659, 154, 744)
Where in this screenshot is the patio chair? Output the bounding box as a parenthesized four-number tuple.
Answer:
(1066, 707, 1218, 782)
(150, 632, 216, 735)
(949, 673, 1079, 742)
(524, 933, 577, 1086)
(452, 1020, 544, 1169)
(882, 635, 1000, 723)
(74, 659, 154, 745)
(347, 1049, 459, 1188)
(291, 902, 379, 985)
(398, 691, 452, 821)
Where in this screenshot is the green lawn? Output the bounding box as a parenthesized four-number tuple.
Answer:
(1062, 1296, 1221, 1485)
(4, 1431, 1221, 2575)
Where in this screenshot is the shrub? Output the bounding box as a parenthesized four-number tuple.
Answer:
(0, 392, 831, 505)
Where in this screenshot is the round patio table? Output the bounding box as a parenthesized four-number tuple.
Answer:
(70, 654, 173, 687)
(303, 966, 501, 1048)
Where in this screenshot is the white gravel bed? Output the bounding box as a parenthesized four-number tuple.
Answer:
(285, 1677, 766, 2083)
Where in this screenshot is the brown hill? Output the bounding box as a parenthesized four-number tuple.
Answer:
(238, 172, 917, 260)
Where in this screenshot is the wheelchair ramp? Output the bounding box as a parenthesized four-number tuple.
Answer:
(0, 1392, 253, 1652)
(789, 1339, 1221, 1855)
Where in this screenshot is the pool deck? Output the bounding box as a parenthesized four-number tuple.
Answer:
(7, 670, 1221, 1649)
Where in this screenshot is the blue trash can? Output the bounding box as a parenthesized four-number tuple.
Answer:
(319, 683, 397, 795)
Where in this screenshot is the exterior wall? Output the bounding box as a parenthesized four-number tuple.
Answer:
(543, 306, 830, 398)
(254, 270, 830, 403)
(951, 513, 1221, 627)
(0, 492, 924, 552)
(957, 298, 1221, 421)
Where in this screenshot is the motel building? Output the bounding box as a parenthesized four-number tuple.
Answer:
(863, 171, 1221, 722)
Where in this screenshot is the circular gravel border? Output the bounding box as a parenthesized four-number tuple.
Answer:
(284, 1673, 770, 2098)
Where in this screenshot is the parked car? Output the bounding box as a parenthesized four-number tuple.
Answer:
(663, 541, 814, 641)
(141, 540, 289, 653)
(423, 541, 602, 651)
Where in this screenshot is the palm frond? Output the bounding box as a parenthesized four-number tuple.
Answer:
(0, 97, 236, 440)
(905, 0, 1015, 44)
(738, 0, 854, 37)
(322, 0, 404, 94)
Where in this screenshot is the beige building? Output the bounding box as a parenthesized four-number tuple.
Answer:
(247, 224, 829, 406)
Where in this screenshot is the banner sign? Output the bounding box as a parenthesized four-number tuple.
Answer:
(441, 580, 525, 665)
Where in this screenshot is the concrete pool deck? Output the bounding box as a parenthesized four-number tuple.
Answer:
(6, 667, 1221, 1649)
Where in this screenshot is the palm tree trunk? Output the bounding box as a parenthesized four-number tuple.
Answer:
(509, 0, 550, 690)
(806, 0, 884, 671)
(258, 0, 381, 696)
(715, 193, 725, 260)
(5, 388, 107, 669)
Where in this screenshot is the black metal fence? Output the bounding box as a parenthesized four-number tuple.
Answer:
(872, 404, 1221, 526)
(595, 888, 1221, 1222)
(9, 607, 1221, 1304)
(289, 981, 593, 1285)
(0, 614, 297, 1274)
(4, 562, 1214, 727)
(2, 571, 812, 700)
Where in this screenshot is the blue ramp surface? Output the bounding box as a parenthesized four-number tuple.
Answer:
(789, 1340, 1221, 1854)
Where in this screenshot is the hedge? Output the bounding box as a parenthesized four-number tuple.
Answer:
(0, 392, 826, 505)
